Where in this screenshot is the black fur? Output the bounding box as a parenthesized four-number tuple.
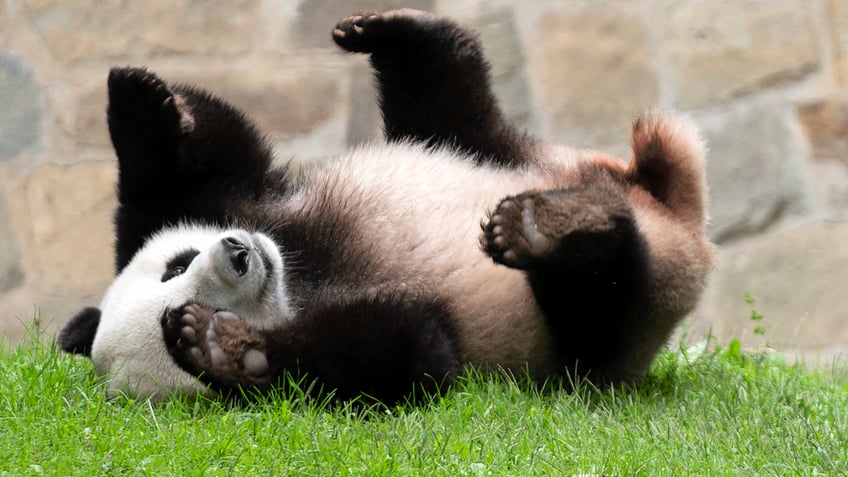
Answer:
(163, 294, 461, 403)
(56, 307, 101, 356)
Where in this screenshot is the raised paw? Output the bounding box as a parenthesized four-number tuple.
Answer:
(162, 304, 270, 382)
(481, 194, 556, 269)
(481, 188, 639, 270)
(332, 9, 438, 53)
(332, 12, 381, 52)
(107, 67, 193, 135)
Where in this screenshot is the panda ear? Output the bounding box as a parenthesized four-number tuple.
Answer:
(56, 307, 101, 357)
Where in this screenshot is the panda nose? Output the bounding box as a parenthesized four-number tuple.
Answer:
(221, 237, 250, 276)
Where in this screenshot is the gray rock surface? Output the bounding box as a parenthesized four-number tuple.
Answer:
(700, 104, 808, 242)
(530, 8, 658, 148)
(0, 52, 41, 161)
(0, 194, 24, 292)
(21, 0, 261, 62)
(665, 0, 820, 109)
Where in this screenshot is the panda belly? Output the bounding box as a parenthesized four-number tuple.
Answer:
(291, 143, 562, 375)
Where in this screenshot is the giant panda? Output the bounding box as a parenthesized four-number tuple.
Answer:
(57, 9, 714, 404)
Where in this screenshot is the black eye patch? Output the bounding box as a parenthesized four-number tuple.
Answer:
(161, 248, 200, 282)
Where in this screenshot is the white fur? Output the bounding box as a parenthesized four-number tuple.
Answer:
(91, 224, 289, 400)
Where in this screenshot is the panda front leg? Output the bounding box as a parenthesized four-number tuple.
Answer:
(162, 297, 462, 404)
(107, 67, 279, 270)
(333, 9, 532, 167)
(480, 186, 653, 383)
(108, 67, 196, 270)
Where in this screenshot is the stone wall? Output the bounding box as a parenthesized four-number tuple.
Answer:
(1, 0, 846, 363)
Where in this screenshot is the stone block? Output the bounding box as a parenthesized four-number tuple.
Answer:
(0, 160, 117, 342)
(0, 194, 24, 292)
(529, 8, 658, 148)
(22, 0, 260, 63)
(471, 6, 534, 131)
(0, 52, 41, 160)
(0, 289, 108, 344)
(75, 82, 110, 146)
(832, 0, 848, 86)
(22, 162, 116, 285)
(690, 222, 848, 362)
(797, 99, 848, 166)
(346, 61, 382, 147)
(700, 104, 807, 242)
(665, 0, 819, 109)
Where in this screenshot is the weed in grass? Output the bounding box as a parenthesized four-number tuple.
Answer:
(744, 291, 769, 346)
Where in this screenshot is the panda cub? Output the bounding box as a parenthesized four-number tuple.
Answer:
(58, 9, 714, 403)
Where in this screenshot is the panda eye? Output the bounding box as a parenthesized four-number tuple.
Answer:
(161, 264, 188, 282)
(161, 248, 200, 282)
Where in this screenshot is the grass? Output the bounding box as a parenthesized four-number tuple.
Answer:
(1, 319, 846, 476)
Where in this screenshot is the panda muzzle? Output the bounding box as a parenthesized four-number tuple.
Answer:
(221, 237, 250, 276)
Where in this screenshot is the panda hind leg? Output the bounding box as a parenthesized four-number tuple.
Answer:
(481, 187, 653, 383)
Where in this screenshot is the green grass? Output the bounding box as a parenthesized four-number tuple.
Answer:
(1, 321, 846, 476)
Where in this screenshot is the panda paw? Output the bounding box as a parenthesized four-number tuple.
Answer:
(481, 193, 556, 269)
(481, 188, 637, 269)
(107, 67, 194, 135)
(162, 304, 270, 382)
(332, 9, 438, 53)
(332, 12, 380, 52)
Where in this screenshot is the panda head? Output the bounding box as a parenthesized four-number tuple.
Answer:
(57, 223, 291, 401)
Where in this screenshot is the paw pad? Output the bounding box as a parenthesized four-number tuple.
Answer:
(482, 195, 553, 269)
(332, 12, 380, 52)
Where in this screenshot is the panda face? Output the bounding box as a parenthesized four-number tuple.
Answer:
(89, 223, 290, 400)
